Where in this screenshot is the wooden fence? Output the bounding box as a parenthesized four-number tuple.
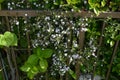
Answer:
(0, 10, 120, 80)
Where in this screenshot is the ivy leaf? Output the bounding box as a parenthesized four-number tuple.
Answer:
(39, 59, 48, 72)
(27, 54, 39, 66)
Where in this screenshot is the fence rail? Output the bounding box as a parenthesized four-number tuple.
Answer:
(0, 10, 120, 18)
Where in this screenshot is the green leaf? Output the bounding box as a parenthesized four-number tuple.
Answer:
(54, 0, 60, 5)
(66, 0, 80, 5)
(11, 33, 18, 46)
(27, 71, 35, 79)
(115, 35, 120, 40)
(31, 66, 39, 74)
(110, 41, 115, 47)
(27, 54, 39, 66)
(0, 31, 18, 47)
(20, 63, 31, 72)
(39, 59, 48, 72)
(35, 47, 42, 56)
(0, 34, 7, 47)
(36, 47, 53, 58)
(94, 8, 100, 16)
(68, 69, 76, 79)
(4, 31, 14, 47)
(27, 66, 42, 79)
(42, 49, 53, 58)
(88, 0, 96, 8)
(117, 64, 120, 67)
(101, 0, 106, 7)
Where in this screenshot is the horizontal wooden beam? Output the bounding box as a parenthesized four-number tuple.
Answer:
(0, 10, 120, 18)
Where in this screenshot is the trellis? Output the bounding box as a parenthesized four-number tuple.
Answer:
(0, 10, 120, 80)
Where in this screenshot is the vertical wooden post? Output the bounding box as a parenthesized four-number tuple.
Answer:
(75, 25, 85, 80)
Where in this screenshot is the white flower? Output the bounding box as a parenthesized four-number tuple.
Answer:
(81, 27, 88, 32)
(72, 54, 79, 59)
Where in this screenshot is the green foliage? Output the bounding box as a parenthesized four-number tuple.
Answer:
(88, 0, 120, 15)
(68, 69, 76, 79)
(88, 0, 105, 15)
(0, 31, 18, 47)
(0, 1, 120, 79)
(66, 0, 81, 5)
(0, 72, 3, 80)
(20, 47, 53, 79)
(0, 0, 4, 3)
(39, 58, 48, 72)
(28, 0, 37, 3)
(104, 20, 120, 47)
(0, 0, 4, 10)
(27, 54, 39, 66)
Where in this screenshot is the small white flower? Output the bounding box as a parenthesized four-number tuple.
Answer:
(8, 3, 11, 6)
(24, 20, 27, 24)
(16, 21, 19, 25)
(25, 13, 28, 16)
(81, 27, 88, 32)
(72, 54, 79, 59)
